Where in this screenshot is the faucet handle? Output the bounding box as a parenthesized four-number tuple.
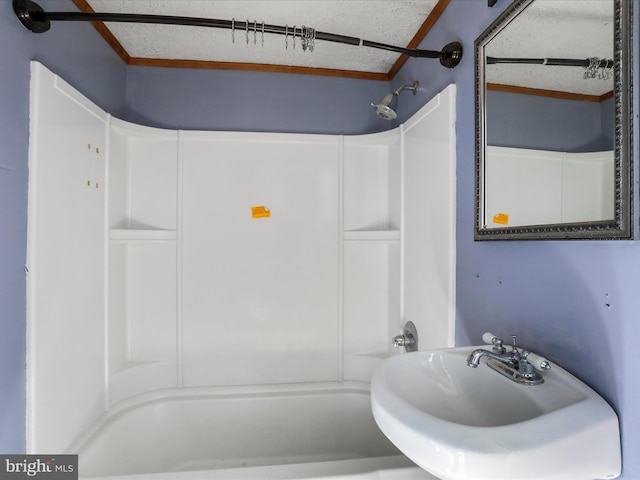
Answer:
(523, 351, 551, 371)
(482, 332, 506, 354)
(482, 332, 499, 344)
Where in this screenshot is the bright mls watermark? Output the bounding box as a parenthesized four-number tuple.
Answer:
(0, 456, 77, 479)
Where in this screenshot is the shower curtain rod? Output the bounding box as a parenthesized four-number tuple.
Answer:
(13, 0, 463, 68)
(487, 56, 614, 68)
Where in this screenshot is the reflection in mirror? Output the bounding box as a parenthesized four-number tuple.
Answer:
(475, 0, 632, 240)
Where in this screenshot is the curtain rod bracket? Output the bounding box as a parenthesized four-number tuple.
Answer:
(14, 0, 50, 33)
(439, 42, 463, 68)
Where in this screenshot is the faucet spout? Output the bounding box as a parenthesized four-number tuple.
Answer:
(466, 336, 548, 386)
(466, 348, 518, 368)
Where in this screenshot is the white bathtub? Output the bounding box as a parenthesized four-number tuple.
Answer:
(70, 382, 436, 480)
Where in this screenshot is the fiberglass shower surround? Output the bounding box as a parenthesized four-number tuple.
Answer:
(26, 62, 456, 478)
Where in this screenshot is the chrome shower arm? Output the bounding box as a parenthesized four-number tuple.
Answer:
(394, 82, 420, 96)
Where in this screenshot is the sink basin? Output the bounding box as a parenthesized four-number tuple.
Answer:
(371, 347, 621, 480)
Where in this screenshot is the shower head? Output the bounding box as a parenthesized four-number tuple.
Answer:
(371, 81, 419, 120)
(371, 93, 398, 120)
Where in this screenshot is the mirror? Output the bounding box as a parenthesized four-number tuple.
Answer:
(475, 0, 632, 240)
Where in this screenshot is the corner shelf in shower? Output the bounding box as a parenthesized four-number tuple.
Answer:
(110, 228, 177, 243)
(343, 230, 400, 242)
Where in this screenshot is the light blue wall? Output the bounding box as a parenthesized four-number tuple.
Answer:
(0, 0, 126, 453)
(486, 90, 613, 152)
(391, 1, 639, 477)
(1, 1, 639, 478)
(125, 66, 392, 134)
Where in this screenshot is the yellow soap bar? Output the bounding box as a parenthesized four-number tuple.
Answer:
(492, 213, 509, 225)
(251, 206, 271, 219)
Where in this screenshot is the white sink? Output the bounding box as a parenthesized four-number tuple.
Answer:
(371, 346, 621, 480)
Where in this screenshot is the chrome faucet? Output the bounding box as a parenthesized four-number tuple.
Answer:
(466, 334, 550, 386)
(467, 334, 520, 367)
(467, 348, 518, 368)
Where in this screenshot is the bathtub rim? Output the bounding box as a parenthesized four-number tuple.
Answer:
(65, 381, 374, 455)
(80, 455, 424, 480)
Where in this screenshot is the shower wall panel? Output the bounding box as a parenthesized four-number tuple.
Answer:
(484, 146, 614, 227)
(343, 242, 400, 380)
(342, 130, 402, 380)
(402, 86, 456, 351)
(181, 133, 341, 386)
(27, 63, 108, 453)
(107, 119, 178, 404)
(343, 130, 401, 232)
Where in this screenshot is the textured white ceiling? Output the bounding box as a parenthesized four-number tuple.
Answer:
(485, 0, 613, 96)
(83, 0, 615, 95)
(86, 0, 440, 74)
